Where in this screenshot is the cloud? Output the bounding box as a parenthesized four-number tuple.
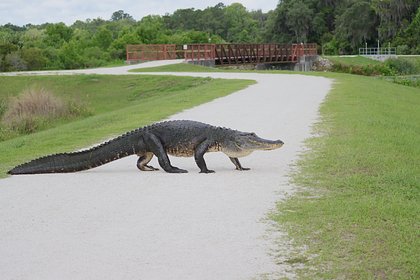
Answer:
(0, 0, 278, 26)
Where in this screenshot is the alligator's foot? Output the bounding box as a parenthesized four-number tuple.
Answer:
(140, 165, 159, 171)
(230, 157, 250, 171)
(167, 167, 188, 173)
(200, 169, 215, 174)
(236, 167, 250, 171)
(137, 153, 159, 171)
(137, 163, 159, 171)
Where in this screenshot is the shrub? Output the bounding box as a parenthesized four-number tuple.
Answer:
(5, 52, 27, 71)
(371, 64, 395, 76)
(20, 47, 48, 70)
(396, 45, 410, 55)
(385, 58, 417, 75)
(330, 62, 394, 76)
(391, 76, 420, 88)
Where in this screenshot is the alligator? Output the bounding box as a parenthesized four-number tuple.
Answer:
(8, 120, 284, 175)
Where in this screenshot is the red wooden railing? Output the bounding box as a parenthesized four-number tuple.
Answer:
(126, 43, 317, 65)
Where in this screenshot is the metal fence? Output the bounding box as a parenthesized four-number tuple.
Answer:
(359, 47, 396, 56)
(213, 43, 316, 65)
(126, 44, 183, 62)
(126, 43, 318, 65)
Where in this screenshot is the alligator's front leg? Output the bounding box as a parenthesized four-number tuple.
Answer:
(195, 140, 215, 173)
(142, 133, 187, 173)
(229, 157, 250, 171)
(137, 152, 159, 171)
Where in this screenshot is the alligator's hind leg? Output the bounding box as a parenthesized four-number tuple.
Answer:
(137, 152, 159, 171)
(229, 157, 250, 171)
(143, 133, 188, 173)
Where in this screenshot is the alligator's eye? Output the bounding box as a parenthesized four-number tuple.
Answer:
(250, 133, 257, 137)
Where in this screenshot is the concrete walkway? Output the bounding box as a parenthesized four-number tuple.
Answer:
(0, 61, 332, 279)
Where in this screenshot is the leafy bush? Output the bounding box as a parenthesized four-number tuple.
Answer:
(396, 45, 411, 55)
(385, 58, 418, 75)
(20, 47, 48, 70)
(5, 52, 27, 71)
(390, 76, 420, 88)
(330, 62, 394, 76)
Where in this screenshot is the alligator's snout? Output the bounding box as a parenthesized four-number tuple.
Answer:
(262, 139, 284, 150)
(233, 132, 284, 152)
(257, 139, 284, 150)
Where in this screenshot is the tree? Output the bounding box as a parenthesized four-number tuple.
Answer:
(165, 8, 198, 30)
(335, 1, 376, 51)
(136, 16, 168, 44)
(21, 28, 45, 48)
(199, 3, 226, 36)
(264, 2, 294, 43)
(94, 27, 113, 50)
(285, 0, 313, 43)
(20, 47, 47, 70)
(111, 10, 134, 22)
(109, 29, 141, 59)
(224, 3, 259, 42)
(1, 0, 420, 72)
(0, 29, 19, 71)
(372, 0, 419, 41)
(58, 41, 82, 69)
(44, 23, 73, 48)
(394, 6, 420, 53)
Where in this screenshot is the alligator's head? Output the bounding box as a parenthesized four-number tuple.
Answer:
(222, 131, 284, 158)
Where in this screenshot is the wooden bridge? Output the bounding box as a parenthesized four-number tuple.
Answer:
(126, 43, 317, 66)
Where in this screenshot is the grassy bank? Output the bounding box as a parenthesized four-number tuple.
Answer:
(322, 56, 420, 87)
(0, 74, 254, 176)
(326, 55, 383, 66)
(273, 73, 419, 278)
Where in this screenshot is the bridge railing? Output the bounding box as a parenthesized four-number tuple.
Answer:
(126, 43, 318, 65)
(183, 44, 216, 61)
(213, 43, 317, 65)
(126, 44, 183, 63)
(214, 44, 291, 65)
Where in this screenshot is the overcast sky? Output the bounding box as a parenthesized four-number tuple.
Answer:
(0, 0, 279, 26)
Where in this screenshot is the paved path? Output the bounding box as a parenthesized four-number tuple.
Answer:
(0, 61, 331, 279)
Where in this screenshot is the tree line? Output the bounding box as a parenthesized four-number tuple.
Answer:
(1, 1, 419, 71)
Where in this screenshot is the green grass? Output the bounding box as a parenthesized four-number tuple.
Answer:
(0, 74, 254, 176)
(100, 60, 127, 67)
(130, 62, 223, 72)
(326, 55, 383, 66)
(0, 75, 220, 115)
(272, 72, 420, 279)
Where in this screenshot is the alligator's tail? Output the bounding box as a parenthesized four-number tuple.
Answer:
(8, 132, 141, 175)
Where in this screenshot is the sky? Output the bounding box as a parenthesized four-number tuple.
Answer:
(0, 0, 279, 26)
